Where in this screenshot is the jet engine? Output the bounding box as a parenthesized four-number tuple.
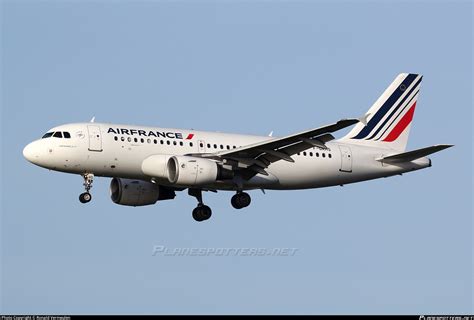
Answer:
(110, 177, 175, 206)
(167, 156, 233, 186)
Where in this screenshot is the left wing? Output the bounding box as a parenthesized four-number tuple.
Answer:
(195, 118, 359, 178)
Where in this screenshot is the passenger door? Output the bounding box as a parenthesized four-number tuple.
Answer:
(339, 145, 352, 172)
(87, 125, 103, 152)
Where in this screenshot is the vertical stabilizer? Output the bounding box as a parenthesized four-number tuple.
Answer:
(340, 73, 422, 152)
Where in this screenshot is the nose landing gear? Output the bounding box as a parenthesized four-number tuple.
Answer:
(79, 173, 94, 204)
(79, 192, 92, 203)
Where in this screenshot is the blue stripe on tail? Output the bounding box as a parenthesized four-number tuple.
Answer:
(366, 76, 422, 140)
(352, 73, 418, 139)
(376, 89, 419, 141)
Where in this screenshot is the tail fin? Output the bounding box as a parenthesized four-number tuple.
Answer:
(340, 73, 422, 152)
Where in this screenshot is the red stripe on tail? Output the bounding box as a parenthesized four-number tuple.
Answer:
(383, 102, 416, 142)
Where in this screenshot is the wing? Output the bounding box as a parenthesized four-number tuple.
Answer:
(193, 118, 359, 179)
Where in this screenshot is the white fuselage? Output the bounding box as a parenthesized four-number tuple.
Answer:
(23, 122, 431, 191)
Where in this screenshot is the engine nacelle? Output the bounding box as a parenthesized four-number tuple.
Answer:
(110, 178, 175, 206)
(141, 154, 172, 181)
(167, 156, 220, 186)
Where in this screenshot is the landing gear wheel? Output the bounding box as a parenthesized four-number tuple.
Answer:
(79, 192, 92, 203)
(231, 192, 251, 209)
(231, 195, 240, 209)
(192, 205, 212, 222)
(189, 189, 213, 222)
(79, 173, 94, 204)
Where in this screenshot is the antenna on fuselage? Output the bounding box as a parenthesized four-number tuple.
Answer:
(90, 116, 95, 123)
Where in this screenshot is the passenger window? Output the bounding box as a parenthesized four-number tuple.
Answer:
(114, 136, 118, 141)
(147, 139, 151, 144)
(329, 154, 332, 158)
(127, 137, 132, 142)
(233, 146, 236, 149)
(160, 140, 164, 144)
(309, 152, 313, 157)
(322, 153, 326, 158)
(180, 141, 184, 146)
(226, 145, 230, 150)
(166, 141, 170, 145)
(121, 137, 125, 142)
(200, 143, 204, 148)
(214, 144, 217, 149)
(316, 153, 319, 157)
(190, 142, 194, 147)
(140, 138, 144, 143)
(63, 132, 71, 138)
(207, 143, 211, 148)
(42, 132, 54, 139)
(173, 141, 177, 146)
(53, 132, 62, 138)
(303, 152, 307, 156)
(154, 139, 157, 144)
(134, 138, 138, 143)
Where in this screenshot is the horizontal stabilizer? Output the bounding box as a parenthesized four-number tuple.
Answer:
(377, 144, 453, 163)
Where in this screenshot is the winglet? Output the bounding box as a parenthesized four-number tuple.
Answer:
(358, 113, 371, 126)
(90, 116, 95, 123)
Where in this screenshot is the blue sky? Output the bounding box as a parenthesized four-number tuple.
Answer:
(1, 0, 472, 314)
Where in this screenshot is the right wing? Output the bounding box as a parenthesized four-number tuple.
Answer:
(195, 118, 360, 178)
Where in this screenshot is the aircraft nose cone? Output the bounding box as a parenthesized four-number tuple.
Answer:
(23, 142, 38, 163)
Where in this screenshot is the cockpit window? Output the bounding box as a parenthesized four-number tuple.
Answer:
(42, 132, 54, 139)
(53, 131, 63, 138)
(63, 132, 71, 138)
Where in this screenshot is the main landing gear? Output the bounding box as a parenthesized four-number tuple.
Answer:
(231, 192, 251, 209)
(189, 189, 212, 222)
(188, 189, 252, 222)
(79, 173, 94, 204)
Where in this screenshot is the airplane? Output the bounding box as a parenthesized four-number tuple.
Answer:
(23, 73, 452, 222)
